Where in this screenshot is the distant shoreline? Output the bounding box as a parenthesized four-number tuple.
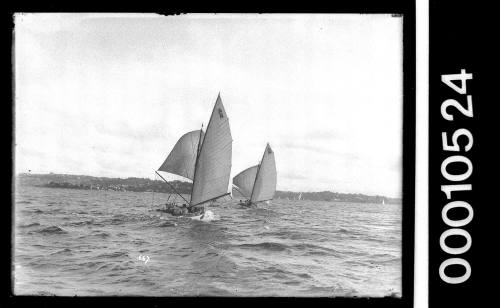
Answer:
(16, 173, 402, 204)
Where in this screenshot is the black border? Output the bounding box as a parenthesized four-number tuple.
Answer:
(428, 0, 491, 306)
(5, 2, 415, 307)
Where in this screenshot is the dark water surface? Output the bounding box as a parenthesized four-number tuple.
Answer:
(14, 186, 401, 297)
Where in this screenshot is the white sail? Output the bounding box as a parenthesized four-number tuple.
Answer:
(190, 94, 232, 206)
(233, 165, 259, 198)
(250, 144, 277, 203)
(158, 130, 204, 180)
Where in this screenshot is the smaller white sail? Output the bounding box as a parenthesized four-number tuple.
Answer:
(250, 144, 277, 203)
(233, 165, 259, 198)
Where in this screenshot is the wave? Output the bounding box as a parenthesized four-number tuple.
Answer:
(237, 242, 289, 252)
(378, 256, 401, 265)
(102, 214, 152, 226)
(257, 266, 313, 281)
(96, 251, 128, 258)
(90, 231, 111, 238)
(35, 226, 67, 235)
(18, 222, 40, 228)
(291, 243, 339, 256)
(102, 216, 127, 225)
(259, 265, 289, 274)
(46, 201, 63, 206)
(75, 261, 106, 270)
(370, 253, 398, 259)
(50, 248, 72, 255)
(306, 284, 358, 297)
(65, 219, 95, 227)
(158, 221, 178, 227)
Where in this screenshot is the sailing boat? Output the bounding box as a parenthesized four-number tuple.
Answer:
(232, 143, 277, 207)
(155, 93, 232, 219)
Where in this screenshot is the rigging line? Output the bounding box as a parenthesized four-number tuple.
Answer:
(155, 171, 189, 204)
(232, 184, 249, 200)
(191, 192, 231, 207)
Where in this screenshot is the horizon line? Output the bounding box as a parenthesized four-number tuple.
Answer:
(15, 171, 402, 199)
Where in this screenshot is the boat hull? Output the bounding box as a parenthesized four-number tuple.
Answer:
(238, 200, 257, 207)
(157, 203, 205, 217)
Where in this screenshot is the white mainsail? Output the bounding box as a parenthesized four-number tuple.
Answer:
(190, 94, 232, 206)
(233, 165, 259, 198)
(158, 130, 204, 180)
(250, 144, 277, 203)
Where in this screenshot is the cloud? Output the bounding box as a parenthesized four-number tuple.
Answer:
(281, 172, 309, 181)
(280, 142, 360, 161)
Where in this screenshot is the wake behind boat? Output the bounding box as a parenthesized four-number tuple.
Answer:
(233, 143, 277, 207)
(155, 93, 232, 220)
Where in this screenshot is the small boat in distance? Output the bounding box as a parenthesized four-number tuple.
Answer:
(155, 93, 232, 219)
(233, 143, 277, 207)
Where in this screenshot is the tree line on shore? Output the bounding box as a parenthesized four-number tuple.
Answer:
(16, 173, 401, 204)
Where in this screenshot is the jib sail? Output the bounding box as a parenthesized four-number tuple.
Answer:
(233, 165, 259, 198)
(158, 130, 204, 180)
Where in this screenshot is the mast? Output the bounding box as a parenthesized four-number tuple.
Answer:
(189, 123, 203, 205)
(155, 171, 189, 204)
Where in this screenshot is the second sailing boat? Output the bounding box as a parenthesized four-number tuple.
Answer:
(156, 93, 232, 219)
(232, 143, 277, 207)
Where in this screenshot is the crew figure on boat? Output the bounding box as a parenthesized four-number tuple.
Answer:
(238, 199, 253, 207)
(160, 203, 205, 217)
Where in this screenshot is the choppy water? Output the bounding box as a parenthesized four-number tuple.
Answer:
(14, 186, 401, 297)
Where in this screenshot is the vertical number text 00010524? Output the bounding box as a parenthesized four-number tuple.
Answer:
(438, 69, 474, 284)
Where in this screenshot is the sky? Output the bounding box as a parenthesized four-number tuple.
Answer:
(14, 13, 403, 198)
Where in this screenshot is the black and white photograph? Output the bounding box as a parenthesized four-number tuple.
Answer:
(13, 13, 406, 298)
